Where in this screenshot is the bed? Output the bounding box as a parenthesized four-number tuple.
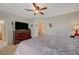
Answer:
(15, 35, 79, 55)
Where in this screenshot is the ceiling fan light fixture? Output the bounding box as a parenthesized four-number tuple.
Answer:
(35, 10, 39, 13)
(25, 3, 47, 15)
(35, 10, 41, 13)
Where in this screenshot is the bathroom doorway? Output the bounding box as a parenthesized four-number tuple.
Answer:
(0, 20, 5, 40)
(38, 20, 45, 36)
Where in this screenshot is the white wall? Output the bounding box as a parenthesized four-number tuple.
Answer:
(30, 11, 79, 38)
(0, 10, 79, 45)
(0, 11, 31, 45)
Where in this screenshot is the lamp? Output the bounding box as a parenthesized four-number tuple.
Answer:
(72, 24, 79, 36)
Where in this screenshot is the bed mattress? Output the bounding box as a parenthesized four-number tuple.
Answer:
(15, 35, 79, 55)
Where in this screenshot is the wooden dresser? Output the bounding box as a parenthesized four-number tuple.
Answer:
(13, 30, 31, 44)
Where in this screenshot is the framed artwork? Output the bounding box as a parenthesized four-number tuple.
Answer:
(36, 24, 37, 27)
(49, 23, 53, 27)
(31, 24, 33, 27)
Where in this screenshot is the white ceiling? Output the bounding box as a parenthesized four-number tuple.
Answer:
(0, 3, 79, 18)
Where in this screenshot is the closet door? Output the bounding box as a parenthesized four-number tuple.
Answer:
(38, 20, 45, 36)
(55, 16, 69, 37)
(45, 19, 56, 36)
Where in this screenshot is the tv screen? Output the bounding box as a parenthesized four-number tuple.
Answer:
(15, 22, 28, 30)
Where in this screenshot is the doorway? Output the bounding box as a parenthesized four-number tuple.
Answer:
(0, 20, 5, 41)
(38, 20, 45, 36)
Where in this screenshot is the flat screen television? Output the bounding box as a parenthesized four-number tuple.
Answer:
(15, 22, 28, 30)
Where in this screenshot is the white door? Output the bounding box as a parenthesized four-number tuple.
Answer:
(38, 20, 45, 36)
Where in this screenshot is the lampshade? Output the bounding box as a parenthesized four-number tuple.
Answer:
(72, 24, 79, 30)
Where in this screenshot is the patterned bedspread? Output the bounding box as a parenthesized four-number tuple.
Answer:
(15, 35, 79, 55)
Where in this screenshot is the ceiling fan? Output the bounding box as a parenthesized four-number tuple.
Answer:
(24, 3, 47, 15)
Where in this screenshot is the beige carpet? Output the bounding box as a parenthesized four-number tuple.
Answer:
(0, 45, 17, 55)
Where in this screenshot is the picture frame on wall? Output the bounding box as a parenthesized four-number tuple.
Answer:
(49, 23, 53, 27)
(36, 24, 37, 27)
(31, 24, 33, 27)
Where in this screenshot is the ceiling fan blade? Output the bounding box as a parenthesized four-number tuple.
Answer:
(24, 8, 33, 11)
(32, 3, 37, 8)
(40, 7, 47, 10)
(39, 11, 44, 15)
